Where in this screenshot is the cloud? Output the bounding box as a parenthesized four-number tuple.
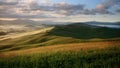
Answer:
(0, 0, 120, 18)
(0, 0, 86, 18)
(116, 9, 120, 13)
(93, 0, 120, 14)
(29, 2, 86, 16)
(0, 0, 18, 5)
(92, 4, 111, 14)
(103, 0, 120, 8)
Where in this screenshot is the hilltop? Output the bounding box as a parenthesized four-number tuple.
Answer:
(0, 23, 120, 52)
(0, 22, 120, 68)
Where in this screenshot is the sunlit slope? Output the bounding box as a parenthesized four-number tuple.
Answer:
(0, 23, 120, 51)
(0, 40, 120, 57)
(0, 43, 120, 68)
(0, 27, 54, 41)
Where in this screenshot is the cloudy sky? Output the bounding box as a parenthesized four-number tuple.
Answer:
(0, 0, 120, 22)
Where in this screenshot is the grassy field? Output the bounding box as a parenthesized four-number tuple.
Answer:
(0, 40, 120, 56)
(0, 23, 120, 68)
(0, 40, 120, 68)
(0, 23, 120, 52)
(0, 44, 120, 68)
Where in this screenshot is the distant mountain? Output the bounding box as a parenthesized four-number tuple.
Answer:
(84, 21, 119, 25)
(0, 20, 120, 36)
(0, 19, 38, 25)
(50, 21, 120, 28)
(79, 21, 120, 28)
(0, 19, 48, 35)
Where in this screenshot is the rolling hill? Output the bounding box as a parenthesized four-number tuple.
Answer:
(0, 19, 48, 36)
(85, 21, 120, 28)
(0, 23, 120, 52)
(0, 22, 120, 68)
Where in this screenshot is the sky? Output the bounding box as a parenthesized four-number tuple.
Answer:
(0, 0, 120, 22)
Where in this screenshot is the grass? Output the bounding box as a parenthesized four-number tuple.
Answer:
(0, 39, 119, 54)
(0, 46, 120, 68)
(0, 23, 120, 68)
(0, 23, 120, 52)
(48, 24, 120, 39)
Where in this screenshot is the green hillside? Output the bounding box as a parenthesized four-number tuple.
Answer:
(0, 23, 120, 68)
(48, 23, 120, 39)
(0, 23, 120, 52)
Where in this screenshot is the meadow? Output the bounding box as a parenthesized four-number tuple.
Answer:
(0, 23, 120, 68)
(0, 23, 120, 52)
(0, 45, 120, 68)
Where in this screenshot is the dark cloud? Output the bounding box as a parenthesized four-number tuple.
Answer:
(92, 5, 111, 14)
(18, 0, 120, 16)
(116, 9, 120, 13)
(103, 0, 120, 8)
(0, 0, 19, 18)
(93, 0, 120, 14)
(0, 0, 18, 5)
(29, 2, 85, 15)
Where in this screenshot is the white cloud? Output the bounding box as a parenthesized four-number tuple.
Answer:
(0, 0, 120, 21)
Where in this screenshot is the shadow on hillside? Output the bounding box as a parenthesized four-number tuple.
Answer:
(47, 24, 120, 39)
